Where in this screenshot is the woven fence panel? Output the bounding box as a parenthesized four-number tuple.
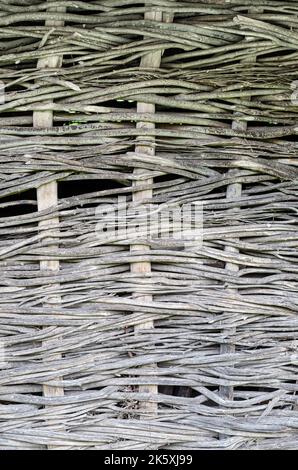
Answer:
(0, 0, 298, 450)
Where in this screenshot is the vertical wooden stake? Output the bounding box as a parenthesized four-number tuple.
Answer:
(131, 5, 173, 415)
(34, 2, 65, 404)
(219, 5, 260, 409)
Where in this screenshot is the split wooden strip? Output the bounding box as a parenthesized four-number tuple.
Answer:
(131, 4, 173, 415)
(33, 1, 65, 407)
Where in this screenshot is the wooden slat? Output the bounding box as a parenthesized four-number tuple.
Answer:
(33, 1, 65, 404)
(219, 6, 260, 404)
(131, 6, 173, 415)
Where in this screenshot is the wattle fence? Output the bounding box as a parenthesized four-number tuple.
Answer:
(0, 0, 298, 450)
